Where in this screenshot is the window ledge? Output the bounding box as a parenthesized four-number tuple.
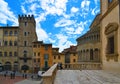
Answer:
(106, 53, 118, 57)
(106, 53, 119, 62)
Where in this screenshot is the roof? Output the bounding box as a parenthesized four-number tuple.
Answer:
(62, 46, 77, 54)
(0, 26, 19, 29)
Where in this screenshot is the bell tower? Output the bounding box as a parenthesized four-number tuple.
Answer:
(18, 15, 37, 72)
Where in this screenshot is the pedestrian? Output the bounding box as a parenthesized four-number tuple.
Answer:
(22, 74, 24, 78)
(31, 75, 33, 80)
(25, 74, 27, 79)
(4, 73, 6, 78)
(10, 73, 12, 79)
(13, 72, 15, 79)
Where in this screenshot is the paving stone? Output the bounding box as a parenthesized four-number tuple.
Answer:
(54, 70, 120, 84)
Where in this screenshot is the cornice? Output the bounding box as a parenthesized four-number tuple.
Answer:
(101, 0, 119, 21)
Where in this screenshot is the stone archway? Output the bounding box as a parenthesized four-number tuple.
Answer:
(21, 65, 29, 72)
(0, 63, 3, 71)
(4, 62, 12, 71)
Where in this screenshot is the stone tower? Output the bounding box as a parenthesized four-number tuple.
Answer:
(18, 15, 37, 72)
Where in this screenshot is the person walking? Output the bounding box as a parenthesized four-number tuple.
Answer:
(10, 73, 12, 79)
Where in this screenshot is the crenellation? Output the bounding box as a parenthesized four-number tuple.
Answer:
(18, 14, 35, 23)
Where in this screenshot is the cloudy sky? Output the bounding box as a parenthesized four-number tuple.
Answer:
(0, 0, 100, 52)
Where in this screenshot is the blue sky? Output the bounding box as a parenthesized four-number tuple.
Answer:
(0, 0, 100, 52)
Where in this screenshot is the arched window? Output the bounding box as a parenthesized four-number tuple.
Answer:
(90, 49, 94, 60)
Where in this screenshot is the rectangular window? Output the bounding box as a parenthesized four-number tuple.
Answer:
(0, 52, 2, 56)
(14, 41, 17, 46)
(73, 59, 76, 62)
(24, 41, 27, 46)
(14, 31, 17, 36)
(107, 36, 114, 54)
(9, 52, 12, 57)
(14, 52, 18, 57)
(24, 32, 27, 36)
(34, 52, 36, 56)
(38, 59, 40, 62)
(9, 41, 12, 46)
(4, 52, 7, 57)
(4, 31, 8, 36)
(25, 22, 27, 26)
(9, 31, 13, 36)
(44, 54, 49, 60)
(38, 52, 40, 56)
(4, 41, 8, 46)
(54, 56, 56, 59)
(33, 44, 37, 48)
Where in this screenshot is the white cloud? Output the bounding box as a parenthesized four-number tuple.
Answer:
(0, 0, 18, 25)
(21, 5, 27, 14)
(80, 0, 91, 18)
(71, 7, 79, 13)
(56, 34, 70, 52)
(74, 26, 84, 34)
(94, 0, 99, 5)
(36, 23, 48, 41)
(54, 18, 76, 27)
(19, 0, 92, 52)
(81, 0, 90, 8)
(91, 6, 100, 15)
(36, 13, 47, 22)
(40, 0, 68, 16)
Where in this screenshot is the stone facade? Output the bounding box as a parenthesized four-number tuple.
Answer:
(100, 0, 120, 72)
(18, 15, 37, 73)
(76, 14, 101, 63)
(0, 15, 37, 72)
(77, 0, 120, 72)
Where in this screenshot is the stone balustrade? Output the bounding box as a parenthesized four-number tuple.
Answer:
(41, 63, 58, 84)
(61, 63, 102, 70)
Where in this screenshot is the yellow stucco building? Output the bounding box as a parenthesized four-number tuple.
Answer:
(32, 41, 53, 72)
(62, 46, 78, 64)
(52, 48, 65, 65)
